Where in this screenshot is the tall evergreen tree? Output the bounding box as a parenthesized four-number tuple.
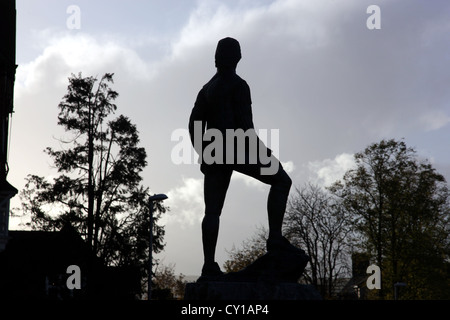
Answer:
(20, 73, 165, 280)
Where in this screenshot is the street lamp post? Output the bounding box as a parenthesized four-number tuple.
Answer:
(148, 193, 168, 300)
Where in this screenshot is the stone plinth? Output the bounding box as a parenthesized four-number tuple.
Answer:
(184, 281, 322, 300)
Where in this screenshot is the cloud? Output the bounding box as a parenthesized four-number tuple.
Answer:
(15, 31, 154, 95)
(163, 177, 204, 227)
(308, 153, 355, 188)
(282, 160, 295, 174)
(419, 110, 450, 132)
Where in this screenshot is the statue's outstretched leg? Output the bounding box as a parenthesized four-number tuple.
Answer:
(200, 167, 233, 278)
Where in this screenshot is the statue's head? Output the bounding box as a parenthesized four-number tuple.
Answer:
(215, 37, 241, 69)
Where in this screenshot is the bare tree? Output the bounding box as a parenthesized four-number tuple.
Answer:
(284, 183, 352, 298)
(223, 226, 267, 273)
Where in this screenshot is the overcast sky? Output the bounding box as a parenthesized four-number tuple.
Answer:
(9, 0, 450, 276)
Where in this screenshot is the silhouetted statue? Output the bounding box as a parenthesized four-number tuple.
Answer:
(189, 37, 308, 281)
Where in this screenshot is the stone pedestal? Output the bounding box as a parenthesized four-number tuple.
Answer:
(185, 237, 318, 300)
(184, 281, 322, 300)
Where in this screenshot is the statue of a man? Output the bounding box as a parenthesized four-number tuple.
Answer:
(189, 37, 300, 279)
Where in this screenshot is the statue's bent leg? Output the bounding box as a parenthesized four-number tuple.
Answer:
(266, 166, 292, 239)
(234, 157, 297, 252)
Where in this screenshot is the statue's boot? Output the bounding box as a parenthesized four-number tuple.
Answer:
(267, 235, 309, 258)
(197, 262, 224, 282)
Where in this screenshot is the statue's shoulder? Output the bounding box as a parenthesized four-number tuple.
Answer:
(229, 74, 249, 92)
(231, 74, 251, 97)
(201, 73, 219, 90)
(234, 73, 247, 84)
